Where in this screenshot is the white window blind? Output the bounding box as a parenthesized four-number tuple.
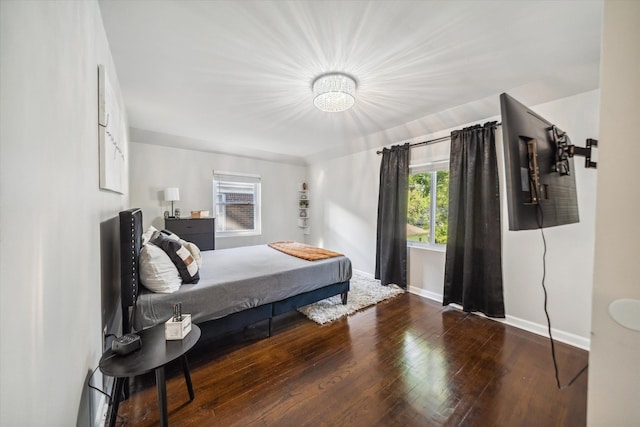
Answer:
(213, 171, 261, 236)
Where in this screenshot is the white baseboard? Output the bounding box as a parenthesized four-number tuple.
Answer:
(407, 287, 590, 351)
(408, 285, 442, 303)
(352, 269, 373, 278)
(502, 314, 590, 351)
(95, 394, 108, 427)
(93, 372, 114, 427)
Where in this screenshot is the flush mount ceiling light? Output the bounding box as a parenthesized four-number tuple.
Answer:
(312, 73, 356, 112)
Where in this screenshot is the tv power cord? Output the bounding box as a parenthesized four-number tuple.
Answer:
(536, 204, 589, 389)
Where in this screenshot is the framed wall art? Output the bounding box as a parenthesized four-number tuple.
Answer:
(98, 64, 126, 194)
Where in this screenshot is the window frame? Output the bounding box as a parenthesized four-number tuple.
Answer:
(213, 171, 262, 237)
(407, 160, 449, 250)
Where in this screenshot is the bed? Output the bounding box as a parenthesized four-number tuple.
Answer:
(119, 208, 351, 336)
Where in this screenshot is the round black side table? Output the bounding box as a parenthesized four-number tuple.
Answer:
(100, 324, 201, 427)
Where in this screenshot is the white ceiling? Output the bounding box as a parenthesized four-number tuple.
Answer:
(98, 0, 603, 165)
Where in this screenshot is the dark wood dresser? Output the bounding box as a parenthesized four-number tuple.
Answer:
(165, 217, 215, 250)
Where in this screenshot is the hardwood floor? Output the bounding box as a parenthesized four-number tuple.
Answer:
(113, 293, 588, 426)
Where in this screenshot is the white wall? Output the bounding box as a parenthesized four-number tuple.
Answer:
(310, 90, 599, 349)
(588, 1, 640, 424)
(308, 149, 381, 271)
(129, 142, 307, 249)
(0, 1, 129, 426)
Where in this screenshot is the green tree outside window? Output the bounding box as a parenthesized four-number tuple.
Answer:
(407, 169, 449, 246)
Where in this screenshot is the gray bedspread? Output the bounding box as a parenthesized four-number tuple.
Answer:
(134, 244, 352, 330)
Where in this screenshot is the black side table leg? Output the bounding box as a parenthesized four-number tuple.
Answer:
(181, 355, 195, 401)
(109, 377, 125, 427)
(155, 366, 168, 427)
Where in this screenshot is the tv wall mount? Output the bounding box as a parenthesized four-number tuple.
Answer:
(523, 126, 598, 205)
(550, 125, 598, 175)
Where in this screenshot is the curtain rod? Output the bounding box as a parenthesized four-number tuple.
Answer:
(376, 122, 501, 155)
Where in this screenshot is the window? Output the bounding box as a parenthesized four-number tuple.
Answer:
(213, 172, 261, 236)
(407, 161, 449, 247)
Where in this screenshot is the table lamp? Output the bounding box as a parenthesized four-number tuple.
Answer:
(164, 187, 180, 217)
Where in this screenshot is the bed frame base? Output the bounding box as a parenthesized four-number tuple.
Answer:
(201, 281, 350, 338)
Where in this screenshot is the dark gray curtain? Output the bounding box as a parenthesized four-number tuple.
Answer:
(375, 143, 410, 288)
(443, 122, 505, 317)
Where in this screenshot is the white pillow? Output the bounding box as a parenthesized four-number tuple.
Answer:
(142, 225, 159, 246)
(139, 243, 182, 293)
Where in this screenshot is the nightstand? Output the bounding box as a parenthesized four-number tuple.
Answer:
(165, 217, 215, 250)
(100, 324, 201, 427)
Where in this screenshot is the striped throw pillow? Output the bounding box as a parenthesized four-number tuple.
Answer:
(161, 229, 202, 268)
(151, 232, 200, 284)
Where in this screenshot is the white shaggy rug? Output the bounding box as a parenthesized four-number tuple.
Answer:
(297, 271, 405, 325)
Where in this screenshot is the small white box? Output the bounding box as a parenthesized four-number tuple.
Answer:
(165, 314, 192, 340)
(190, 210, 210, 218)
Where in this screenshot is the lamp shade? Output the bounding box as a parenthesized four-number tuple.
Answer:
(164, 187, 180, 202)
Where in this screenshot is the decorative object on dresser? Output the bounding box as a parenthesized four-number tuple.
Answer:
(164, 187, 180, 218)
(165, 217, 215, 251)
(190, 210, 209, 218)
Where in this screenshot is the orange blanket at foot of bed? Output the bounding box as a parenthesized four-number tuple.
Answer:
(268, 241, 343, 261)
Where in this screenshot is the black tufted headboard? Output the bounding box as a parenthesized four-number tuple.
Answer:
(119, 208, 143, 333)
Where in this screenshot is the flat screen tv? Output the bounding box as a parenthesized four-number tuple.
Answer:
(500, 93, 579, 230)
